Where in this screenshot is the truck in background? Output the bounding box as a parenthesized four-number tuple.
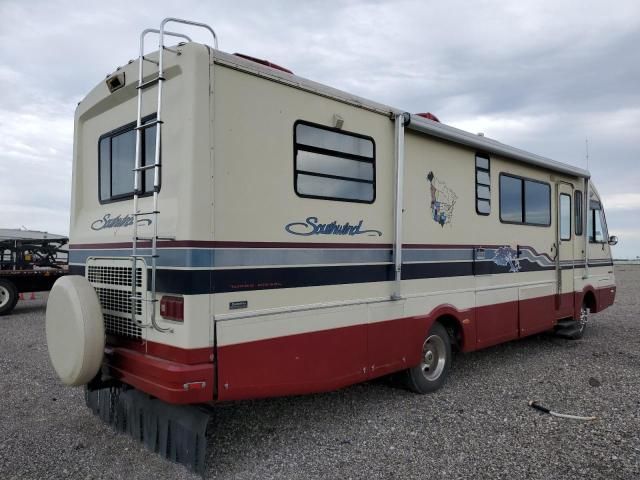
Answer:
(0, 229, 67, 315)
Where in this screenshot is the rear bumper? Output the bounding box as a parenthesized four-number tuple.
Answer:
(104, 346, 215, 404)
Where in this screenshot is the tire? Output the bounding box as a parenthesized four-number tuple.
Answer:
(404, 322, 453, 394)
(0, 279, 19, 316)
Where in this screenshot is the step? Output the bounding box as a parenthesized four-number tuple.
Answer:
(555, 323, 583, 339)
(556, 318, 576, 329)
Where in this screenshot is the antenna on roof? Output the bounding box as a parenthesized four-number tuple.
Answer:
(585, 138, 590, 170)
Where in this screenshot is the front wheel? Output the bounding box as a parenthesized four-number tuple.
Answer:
(572, 304, 589, 340)
(403, 322, 452, 394)
(0, 279, 19, 316)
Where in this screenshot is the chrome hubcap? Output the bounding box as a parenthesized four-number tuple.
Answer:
(579, 306, 589, 332)
(0, 286, 9, 309)
(421, 334, 446, 381)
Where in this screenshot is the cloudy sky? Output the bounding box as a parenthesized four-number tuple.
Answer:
(1, 0, 638, 257)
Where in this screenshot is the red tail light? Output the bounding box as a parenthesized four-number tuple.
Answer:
(160, 296, 184, 322)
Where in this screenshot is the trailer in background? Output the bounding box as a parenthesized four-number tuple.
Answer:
(0, 229, 67, 315)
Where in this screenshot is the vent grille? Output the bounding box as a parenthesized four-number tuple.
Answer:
(88, 265, 142, 287)
(95, 287, 142, 315)
(86, 258, 147, 341)
(104, 313, 142, 339)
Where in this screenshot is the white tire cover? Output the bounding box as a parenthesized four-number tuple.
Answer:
(46, 275, 105, 386)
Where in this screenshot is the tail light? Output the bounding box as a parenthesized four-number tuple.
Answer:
(160, 296, 184, 322)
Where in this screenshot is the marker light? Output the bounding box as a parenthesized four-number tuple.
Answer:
(160, 296, 184, 322)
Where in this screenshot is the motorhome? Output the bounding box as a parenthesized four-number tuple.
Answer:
(46, 18, 617, 471)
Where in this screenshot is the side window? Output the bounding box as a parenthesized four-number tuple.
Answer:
(589, 200, 607, 243)
(574, 190, 583, 236)
(98, 116, 157, 203)
(560, 193, 571, 241)
(475, 155, 490, 215)
(524, 180, 551, 225)
(500, 174, 523, 223)
(294, 121, 375, 203)
(499, 174, 550, 226)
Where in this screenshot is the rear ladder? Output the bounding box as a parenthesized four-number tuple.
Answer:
(130, 18, 218, 333)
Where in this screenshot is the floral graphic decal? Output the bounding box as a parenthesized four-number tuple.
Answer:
(492, 246, 521, 272)
(427, 171, 458, 227)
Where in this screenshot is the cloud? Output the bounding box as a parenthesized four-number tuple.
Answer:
(603, 194, 640, 211)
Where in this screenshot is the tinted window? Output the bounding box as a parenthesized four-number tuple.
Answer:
(476, 171, 490, 185)
(111, 129, 136, 197)
(98, 116, 157, 202)
(99, 139, 111, 202)
(297, 151, 373, 181)
(294, 121, 375, 203)
(500, 174, 551, 226)
(560, 193, 571, 240)
(296, 123, 374, 157)
(475, 155, 490, 215)
(590, 207, 607, 243)
(524, 181, 550, 225)
(575, 190, 583, 236)
(500, 175, 523, 223)
(476, 156, 489, 170)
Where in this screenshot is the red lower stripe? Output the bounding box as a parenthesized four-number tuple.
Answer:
(106, 335, 213, 365)
(104, 286, 613, 404)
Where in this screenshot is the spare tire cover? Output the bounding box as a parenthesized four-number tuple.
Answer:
(46, 275, 105, 386)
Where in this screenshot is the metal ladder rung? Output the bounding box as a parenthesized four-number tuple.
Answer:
(142, 56, 159, 65)
(135, 119, 163, 130)
(156, 236, 175, 241)
(129, 254, 159, 259)
(133, 163, 161, 172)
(134, 210, 160, 216)
(137, 75, 165, 90)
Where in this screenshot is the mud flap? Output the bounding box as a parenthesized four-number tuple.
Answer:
(85, 386, 210, 475)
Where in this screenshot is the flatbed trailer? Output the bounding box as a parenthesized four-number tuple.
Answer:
(0, 232, 68, 315)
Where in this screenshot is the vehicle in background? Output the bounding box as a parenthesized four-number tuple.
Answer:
(0, 229, 67, 315)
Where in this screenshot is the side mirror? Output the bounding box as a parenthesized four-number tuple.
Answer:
(608, 235, 618, 246)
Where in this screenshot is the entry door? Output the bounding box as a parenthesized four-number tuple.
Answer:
(556, 184, 575, 316)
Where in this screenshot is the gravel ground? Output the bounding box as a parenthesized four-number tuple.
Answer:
(1, 267, 639, 479)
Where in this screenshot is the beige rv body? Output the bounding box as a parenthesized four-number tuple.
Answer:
(67, 42, 615, 403)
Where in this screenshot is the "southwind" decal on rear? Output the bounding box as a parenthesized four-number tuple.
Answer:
(285, 217, 382, 237)
(91, 214, 152, 231)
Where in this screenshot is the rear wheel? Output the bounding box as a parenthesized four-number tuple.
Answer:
(404, 322, 452, 394)
(0, 279, 19, 316)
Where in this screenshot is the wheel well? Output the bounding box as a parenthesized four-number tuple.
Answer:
(583, 290, 597, 313)
(436, 315, 462, 351)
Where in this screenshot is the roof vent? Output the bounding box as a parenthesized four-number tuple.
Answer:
(233, 53, 293, 74)
(416, 112, 440, 123)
